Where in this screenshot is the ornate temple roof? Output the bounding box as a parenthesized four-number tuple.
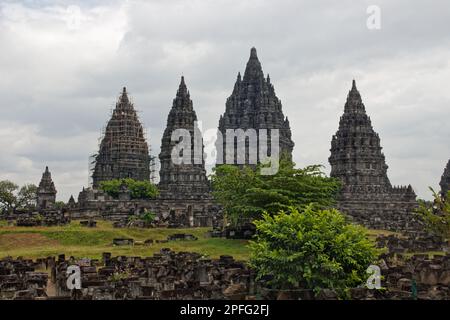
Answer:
(37, 166, 56, 194)
(92, 87, 150, 187)
(217, 47, 294, 164)
(158, 77, 210, 199)
(329, 80, 393, 188)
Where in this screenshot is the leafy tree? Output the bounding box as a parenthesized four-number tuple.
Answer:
(0, 181, 38, 213)
(249, 206, 378, 298)
(100, 179, 122, 198)
(54, 201, 66, 210)
(416, 188, 450, 240)
(16, 184, 38, 209)
(127, 180, 159, 200)
(0, 180, 19, 213)
(100, 178, 159, 200)
(211, 158, 340, 225)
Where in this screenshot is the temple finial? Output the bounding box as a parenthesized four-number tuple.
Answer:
(250, 47, 258, 59)
(177, 75, 188, 97)
(352, 79, 356, 90)
(120, 86, 129, 104)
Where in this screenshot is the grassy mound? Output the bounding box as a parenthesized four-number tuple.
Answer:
(0, 220, 250, 260)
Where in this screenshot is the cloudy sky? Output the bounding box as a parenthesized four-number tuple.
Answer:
(0, 0, 449, 201)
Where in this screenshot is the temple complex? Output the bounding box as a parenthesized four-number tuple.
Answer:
(217, 47, 294, 165)
(329, 80, 419, 232)
(23, 53, 443, 234)
(91, 87, 151, 187)
(440, 159, 450, 197)
(36, 166, 57, 210)
(71, 83, 218, 227)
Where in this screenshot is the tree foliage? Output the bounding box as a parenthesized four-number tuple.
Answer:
(17, 184, 38, 209)
(0, 180, 37, 213)
(416, 188, 450, 240)
(100, 178, 159, 200)
(210, 158, 340, 225)
(249, 206, 378, 297)
(141, 210, 156, 223)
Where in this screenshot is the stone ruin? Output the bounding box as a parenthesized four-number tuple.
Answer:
(80, 220, 96, 228)
(0, 257, 48, 300)
(15, 212, 70, 227)
(51, 250, 253, 300)
(73, 187, 221, 228)
(329, 80, 421, 233)
(111, 234, 198, 247)
(1, 246, 450, 300)
(376, 233, 448, 254)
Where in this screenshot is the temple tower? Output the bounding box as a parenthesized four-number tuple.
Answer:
(329, 80, 418, 232)
(92, 87, 151, 187)
(440, 159, 450, 197)
(158, 77, 210, 199)
(217, 47, 294, 165)
(36, 166, 57, 209)
(329, 80, 392, 188)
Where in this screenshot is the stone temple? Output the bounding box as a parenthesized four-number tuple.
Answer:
(74, 83, 217, 227)
(92, 87, 151, 188)
(158, 76, 210, 199)
(154, 77, 216, 227)
(36, 166, 56, 210)
(440, 159, 450, 197)
(217, 47, 294, 165)
(329, 80, 419, 232)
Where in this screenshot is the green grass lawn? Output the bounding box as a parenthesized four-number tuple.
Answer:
(0, 220, 250, 261)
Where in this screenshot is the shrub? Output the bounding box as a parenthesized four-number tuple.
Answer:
(100, 179, 159, 200)
(249, 206, 378, 297)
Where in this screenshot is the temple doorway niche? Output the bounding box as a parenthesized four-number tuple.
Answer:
(169, 209, 176, 222)
(187, 205, 194, 227)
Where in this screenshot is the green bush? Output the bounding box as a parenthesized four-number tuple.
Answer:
(141, 210, 156, 223)
(416, 188, 450, 240)
(211, 158, 340, 225)
(249, 206, 378, 298)
(100, 178, 159, 200)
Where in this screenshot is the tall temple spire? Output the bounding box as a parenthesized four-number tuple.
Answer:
(37, 166, 57, 210)
(440, 159, 450, 197)
(243, 47, 264, 83)
(330, 80, 390, 187)
(158, 76, 210, 200)
(344, 79, 364, 113)
(329, 80, 418, 231)
(217, 47, 294, 165)
(176, 76, 190, 101)
(119, 87, 130, 105)
(92, 87, 150, 187)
